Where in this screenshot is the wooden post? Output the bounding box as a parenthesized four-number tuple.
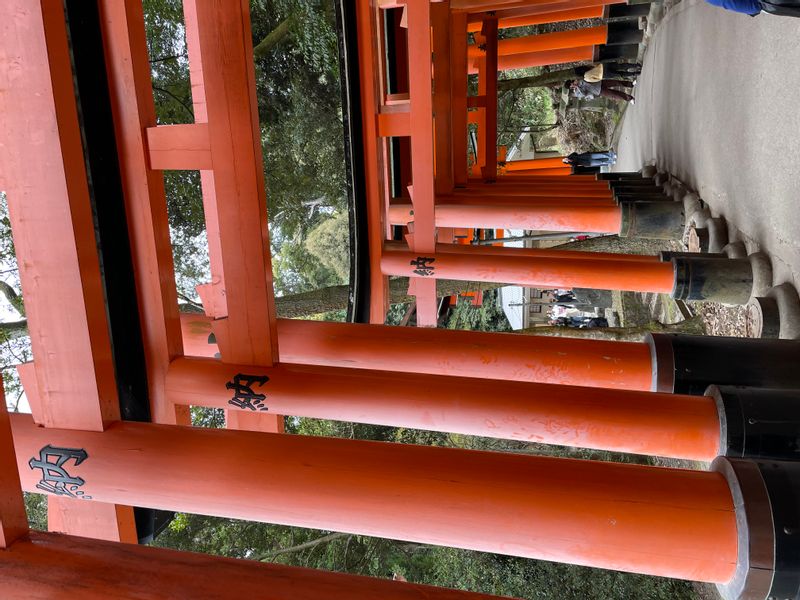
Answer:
(10, 414, 738, 583)
(164, 355, 721, 460)
(381, 249, 676, 294)
(180, 314, 655, 391)
(388, 202, 624, 233)
(0, 530, 512, 599)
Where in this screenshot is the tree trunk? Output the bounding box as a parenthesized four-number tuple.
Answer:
(255, 532, 350, 562)
(498, 68, 580, 93)
(0, 319, 28, 341)
(0, 281, 25, 316)
(274, 279, 502, 319)
(252, 17, 292, 60)
(519, 316, 706, 342)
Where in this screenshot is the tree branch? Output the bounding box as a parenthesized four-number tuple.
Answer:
(152, 86, 194, 120)
(255, 532, 350, 562)
(274, 279, 503, 318)
(149, 53, 187, 63)
(0, 319, 28, 341)
(176, 292, 204, 313)
(0, 281, 24, 316)
(252, 17, 293, 61)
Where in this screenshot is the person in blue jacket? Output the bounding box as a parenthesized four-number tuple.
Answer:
(705, 0, 800, 16)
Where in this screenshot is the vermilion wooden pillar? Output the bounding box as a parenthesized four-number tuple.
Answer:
(454, 0, 620, 11)
(165, 355, 722, 460)
(1, 0, 141, 543)
(0, 531, 511, 600)
(480, 15, 498, 183)
(504, 165, 574, 175)
(181, 314, 655, 390)
(388, 202, 624, 233)
(381, 249, 676, 294)
(503, 157, 568, 171)
(469, 46, 595, 74)
(451, 186, 612, 197)
(10, 414, 738, 583)
(468, 25, 608, 59)
(466, 6, 607, 32)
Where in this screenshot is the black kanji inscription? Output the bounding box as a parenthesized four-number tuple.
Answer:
(226, 373, 270, 411)
(29, 445, 92, 499)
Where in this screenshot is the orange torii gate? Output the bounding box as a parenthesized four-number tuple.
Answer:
(366, 1, 771, 329)
(7, 409, 800, 600)
(2, 2, 800, 600)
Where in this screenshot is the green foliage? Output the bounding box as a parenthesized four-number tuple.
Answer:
(23, 493, 47, 531)
(304, 212, 350, 283)
(496, 85, 558, 150)
(155, 417, 698, 599)
(0, 193, 29, 408)
(443, 289, 513, 332)
(142, 0, 348, 299)
(272, 235, 342, 295)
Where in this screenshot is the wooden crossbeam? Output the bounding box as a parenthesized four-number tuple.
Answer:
(0, 0, 141, 543)
(0, 399, 27, 549)
(146, 124, 212, 170)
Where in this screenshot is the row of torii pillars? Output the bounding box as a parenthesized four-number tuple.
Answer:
(0, 1, 798, 600)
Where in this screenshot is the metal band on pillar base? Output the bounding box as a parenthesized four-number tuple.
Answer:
(606, 3, 652, 19)
(619, 201, 685, 240)
(714, 457, 800, 600)
(614, 191, 674, 202)
(648, 333, 800, 394)
(659, 251, 727, 261)
(594, 43, 640, 61)
(709, 385, 800, 461)
(598, 172, 649, 180)
(670, 256, 754, 304)
(611, 181, 663, 190)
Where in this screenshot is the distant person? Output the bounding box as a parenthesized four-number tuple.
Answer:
(570, 78, 635, 104)
(705, 0, 800, 16)
(576, 63, 641, 82)
(563, 151, 617, 168)
(584, 317, 609, 328)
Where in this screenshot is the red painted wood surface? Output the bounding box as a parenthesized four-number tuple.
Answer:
(188, 0, 279, 366)
(0, 399, 27, 549)
(432, 3, 454, 195)
(178, 0, 285, 432)
(470, 46, 595, 74)
(0, 531, 510, 600)
(467, 5, 605, 31)
(450, 13, 469, 187)
(381, 250, 676, 294)
(146, 123, 212, 170)
(355, 0, 390, 323)
(388, 202, 623, 233)
(0, 0, 119, 432)
(468, 25, 607, 58)
(99, 0, 186, 427)
(1, 0, 142, 543)
(481, 16, 498, 182)
(181, 315, 655, 391)
(404, 2, 438, 327)
(47, 499, 137, 544)
(427, 241, 659, 263)
(166, 356, 721, 461)
(10, 415, 738, 583)
(454, 0, 621, 12)
(504, 166, 574, 175)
